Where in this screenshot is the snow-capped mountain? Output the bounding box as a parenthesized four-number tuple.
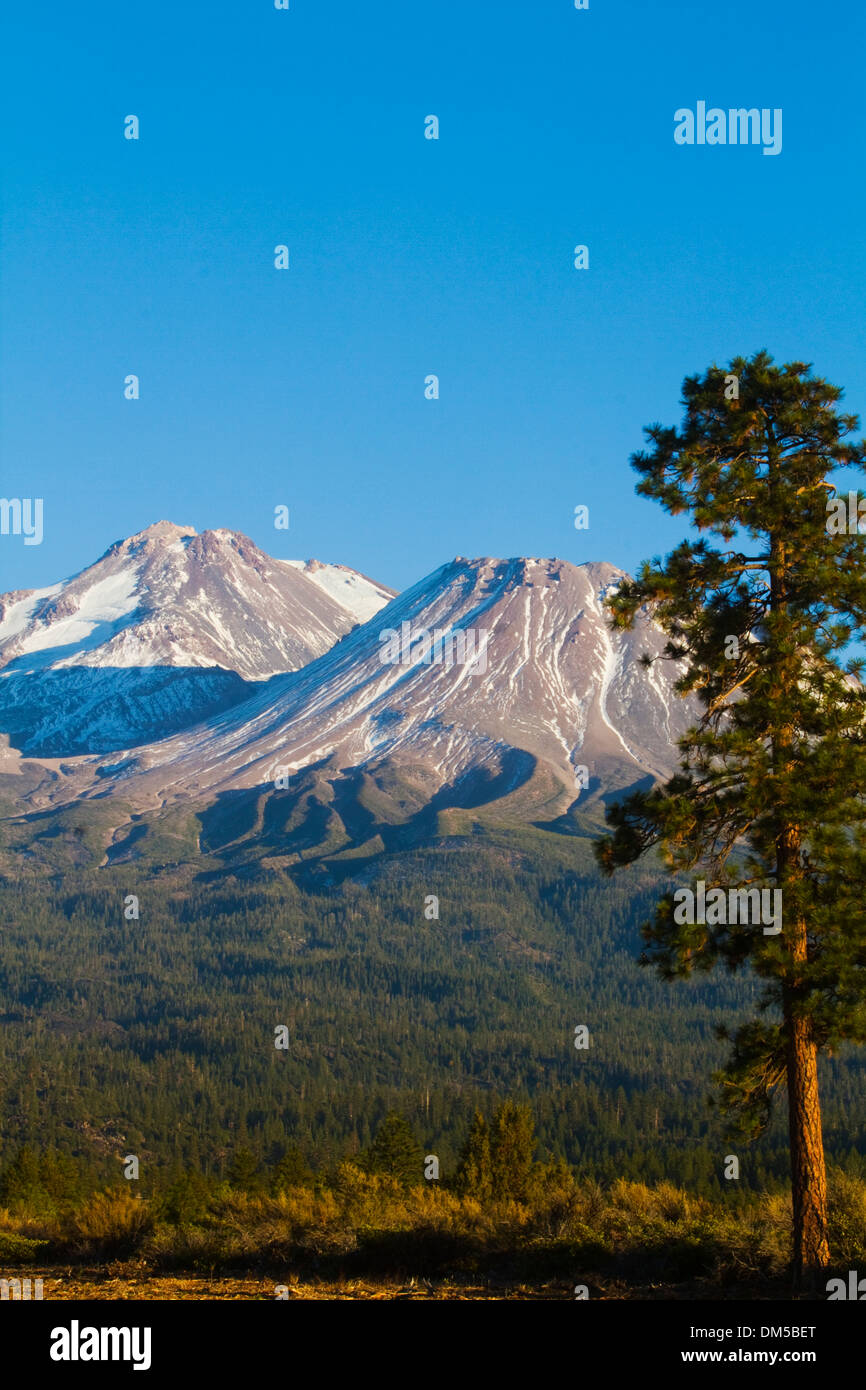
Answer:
(6, 555, 698, 870)
(0, 522, 394, 754)
(135, 552, 689, 788)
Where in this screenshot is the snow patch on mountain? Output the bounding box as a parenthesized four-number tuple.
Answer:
(283, 559, 395, 623)
(0, 584, 63, 642)
(14, 569, 141, 665)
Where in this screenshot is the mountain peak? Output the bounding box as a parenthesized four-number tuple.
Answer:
(0, 526, 393, 754)
(126, 520, 197, 545)
(0, 544, 698, 867)
(67, 548, 691, 812)
(140, 520, 196, 538)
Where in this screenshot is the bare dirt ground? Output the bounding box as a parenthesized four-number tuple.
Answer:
(21, 1267, 575, 1300)
(14, 1266, 802, 1300)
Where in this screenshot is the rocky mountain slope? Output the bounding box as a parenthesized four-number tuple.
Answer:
(0, 550, 697, 871)
(0, 522, 394, 754)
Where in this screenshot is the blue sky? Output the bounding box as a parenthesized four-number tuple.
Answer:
(1, 0, 864, 594)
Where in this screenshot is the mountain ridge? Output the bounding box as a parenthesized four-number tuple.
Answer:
(0, 522, 394, 755)
(0, 536, 697, 872)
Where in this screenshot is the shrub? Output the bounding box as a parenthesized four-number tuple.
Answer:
(65, 1190, 154, 1255)
(828, 1171, 866, 1264)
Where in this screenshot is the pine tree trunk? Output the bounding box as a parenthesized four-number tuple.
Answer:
(784, 991, 830, 1285)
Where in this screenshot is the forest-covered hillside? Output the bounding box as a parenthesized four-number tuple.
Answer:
(1, 835, 864, 1197)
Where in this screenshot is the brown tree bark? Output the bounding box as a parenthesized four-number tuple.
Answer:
(769, 481, 830, 1288)
(783, 926, 830, 1286)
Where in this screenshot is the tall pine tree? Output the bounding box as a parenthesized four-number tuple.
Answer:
(455, 1103, 535, 1203)
(596, 351, 866, 1284)
(490, 1102, 535, 1203)
(361, 1112, 423, 1187)
(454, 1112, 493, 1201)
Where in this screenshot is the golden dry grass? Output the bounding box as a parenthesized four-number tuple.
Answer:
(20, 1267, 572, 1300)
